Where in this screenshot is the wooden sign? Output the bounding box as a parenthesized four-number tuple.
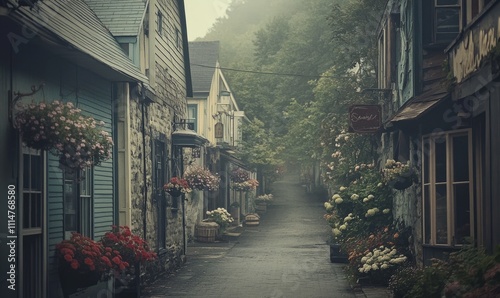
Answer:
(348, 105, 382, 133)
(215, 122, 224, 138)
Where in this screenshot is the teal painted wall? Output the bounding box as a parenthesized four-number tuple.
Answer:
(10, 45, 115, 297)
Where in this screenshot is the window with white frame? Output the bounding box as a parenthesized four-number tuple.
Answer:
(422, 129, 473, 246)
(187, 104, 198, 132)
(64, 168, 93, 239)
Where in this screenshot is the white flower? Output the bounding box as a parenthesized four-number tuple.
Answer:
(363, 197, 369, 203)
(334, 198, 343, 204)
(383, 208, 391, 214)
(368, 194, 374, 200)
(339, 224, 347, 231)
(332, 194, 341, 200)
(371, 264, 379, 270)
(377, 182, 383, 187)
(381, 264, 389, 270)
(365, 209, 376, 217)
(350, 194, 359, 200)
(339, 186, 346, 191)
(332, 228, 341, 236)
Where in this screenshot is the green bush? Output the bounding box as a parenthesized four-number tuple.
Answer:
(388, 246, 500, 298)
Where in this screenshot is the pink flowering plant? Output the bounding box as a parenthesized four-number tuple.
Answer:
(163, 177, 192, 195)
(184, 165, 220, 191)
(14, 101, 113, 170)
(230, 168, 259, 191)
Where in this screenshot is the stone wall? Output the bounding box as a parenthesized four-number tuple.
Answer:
(379, 131, 423, 264)
(128, 93, 186, 281)
(185, 190, 204, 242)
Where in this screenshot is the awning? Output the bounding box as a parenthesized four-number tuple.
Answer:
(172, 129, 208, 147)
(389, 86, 449, 124)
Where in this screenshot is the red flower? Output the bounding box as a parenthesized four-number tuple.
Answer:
(70, 260, 79, 270)
(84, 257, 94, 266)
(112, 256, 121, 265)
(64, 254, 73, 262)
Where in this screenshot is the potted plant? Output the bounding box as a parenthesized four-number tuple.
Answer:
(254, 194, 272, 213)
(56, 232, 128, 298)
(14, 100, 113, 170)
(206, 208, 234, 236)
(100, 226, 157, 297)
(163, 177, 191, 198)
(382, 159, 417, 190)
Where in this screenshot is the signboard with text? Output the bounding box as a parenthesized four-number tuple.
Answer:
(348, 105, 382, 133)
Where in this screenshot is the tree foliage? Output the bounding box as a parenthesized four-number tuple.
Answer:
(199, 0, 387, 182)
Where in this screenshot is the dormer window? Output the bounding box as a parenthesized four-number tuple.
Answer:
(435, 0, 461, 42)
(422, 0, 461, 47)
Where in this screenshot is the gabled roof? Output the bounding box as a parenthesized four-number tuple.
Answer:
(188, 41, 220, 94)
(84, 0, 147, 37)
(9, 0, 147, 83)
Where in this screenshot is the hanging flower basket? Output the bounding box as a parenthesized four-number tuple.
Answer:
(184, 165, 220, 191)
(14, 101, 113, 170)
(389, 175, 414, 190)
(382, 159, 417, 190)
(163, 177, 191, 197)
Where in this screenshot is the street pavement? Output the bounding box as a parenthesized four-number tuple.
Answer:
(142, 174, 390, 298)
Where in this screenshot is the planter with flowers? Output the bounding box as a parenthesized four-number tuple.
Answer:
(184, 165, 220, 192)
(382, 159, 417, 190)
(14, 101, 113, 171)
(100, 226, 157, 298)
(163, 177, 191, 198)
(206, 208, 234, 236)
(254, 194, 273, 213)
(56, 232, 128, 297)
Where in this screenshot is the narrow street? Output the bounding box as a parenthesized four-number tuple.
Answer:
(143, 173, 355, 297)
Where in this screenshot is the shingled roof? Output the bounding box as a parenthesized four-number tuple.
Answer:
(84, 0, 147, 37)
(188, 41, 220, 94)
(9, 0, 147, 83)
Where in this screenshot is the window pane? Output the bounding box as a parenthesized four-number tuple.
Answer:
(454, 183, 471, 243)
(64, 176, 77, 233)
(436, 184, 448, 244)
(436, 0, 459, 5)
(453, 135, 469, 182)
(436, 8, 460, 41)
(31, 155, 42, 190)
(424, 185, 431, 244)
(435, 139, 447, 183)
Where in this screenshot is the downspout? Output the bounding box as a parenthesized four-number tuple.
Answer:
(141, 101, 148, 240)
(181, 148, 187, 255)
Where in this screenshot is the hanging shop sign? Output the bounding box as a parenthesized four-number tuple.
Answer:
(348, 105, 382, 133)
(215, 122, 224, 138)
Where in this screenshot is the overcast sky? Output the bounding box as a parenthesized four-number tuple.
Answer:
(184, 0, 231, 40)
